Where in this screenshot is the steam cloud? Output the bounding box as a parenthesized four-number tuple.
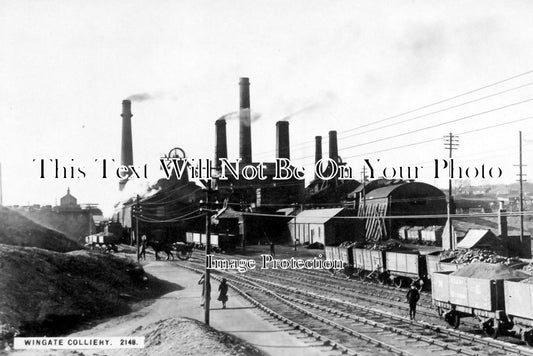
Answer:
(126, 91, 179, 102)
(279, 92, 336, 121)
(219, 109, 262, 123)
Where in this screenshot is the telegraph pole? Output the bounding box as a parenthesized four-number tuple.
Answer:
(515, 131, 527, 245)
(444, 133, 459, 250)
(204, 188, 211, 325)
(200, 175, 217, 326)
(360, 166, 367, 213)
(135, 195, 140, 262)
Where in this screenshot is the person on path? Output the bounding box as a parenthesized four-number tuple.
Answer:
(198, 273, 211, 307)
(139, 235, 147, 260)
(406, 283, 420, 320)
(218, 278, 229, 309)
(269, 241, 276, 258)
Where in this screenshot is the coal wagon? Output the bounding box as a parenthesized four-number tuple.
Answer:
(385, 251, 427, 288)
(504, 279, 533, 345)
(432, 264, 531, 341)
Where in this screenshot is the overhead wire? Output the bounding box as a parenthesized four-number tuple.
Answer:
(254, 69, 533, 158)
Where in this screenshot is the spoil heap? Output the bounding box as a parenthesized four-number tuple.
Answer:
(451, 262, 529, 280)
(0, 244, 178, 342)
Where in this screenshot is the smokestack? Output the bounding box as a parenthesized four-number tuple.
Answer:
(314, 136, 322, 179)
(215, 119, 228, 168)
(499, 208, 508, 238)
(120, 99, 133, 191)
(329, 130, 338, 163)
(276, 121, 290, 159)
(239, 77, 252, 163)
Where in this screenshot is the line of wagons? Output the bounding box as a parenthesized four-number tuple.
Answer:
(185, 232, 239, 253)
(84, 233, 119, 252)
(324, 245, 461, 289)
(325, 244, 533, 345)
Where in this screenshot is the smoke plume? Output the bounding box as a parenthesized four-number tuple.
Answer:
(280, 92, 336, 121)
(126, 91, 179, 102)
(219, 109, 261, 123)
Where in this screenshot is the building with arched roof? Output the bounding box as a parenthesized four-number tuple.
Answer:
(358, 181, 447, 241)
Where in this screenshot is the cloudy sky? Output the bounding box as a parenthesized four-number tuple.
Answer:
(1, 0, 533, 215)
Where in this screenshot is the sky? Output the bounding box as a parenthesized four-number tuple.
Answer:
(1, 0, 533, 215)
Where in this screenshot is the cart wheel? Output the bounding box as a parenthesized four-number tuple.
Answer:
(177, 249, 192, 260)
(522, 329, 533, 346)
(358, 271, 367, 281)
(394, 278, 404, 289)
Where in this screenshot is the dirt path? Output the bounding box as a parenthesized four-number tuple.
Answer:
(11, 262, 326, 356)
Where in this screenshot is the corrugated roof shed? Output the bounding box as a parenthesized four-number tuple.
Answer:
(289, 208, 344, 224)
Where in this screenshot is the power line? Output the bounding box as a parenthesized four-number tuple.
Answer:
(338, 98, 533, 153)
(337, 81, 533, 142)
(306, 115, 533, 161)
(254, 69, 533, 158)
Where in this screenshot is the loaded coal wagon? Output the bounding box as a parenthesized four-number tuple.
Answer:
(432, 263, 529, 336)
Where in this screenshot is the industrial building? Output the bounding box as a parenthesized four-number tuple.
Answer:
(288, 208, 361, 246)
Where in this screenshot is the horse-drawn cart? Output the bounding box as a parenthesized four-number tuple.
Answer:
(146, 240, 194, 260)
(172, 242, 194, 260)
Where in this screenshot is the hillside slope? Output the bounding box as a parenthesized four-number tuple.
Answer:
(0, 207, 81, 252)
(0, 244, 178, 341)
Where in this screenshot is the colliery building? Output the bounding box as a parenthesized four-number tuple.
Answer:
(113, 76, 450, 247)
(213, 77, 304, 211)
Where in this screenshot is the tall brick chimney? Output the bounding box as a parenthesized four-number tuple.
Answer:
(276, 121, 290, 159)
(120, 99, 133, 191)
(215, 118, 228, 168)
(239, 77, 252, 164)
(314, 136, 322, 179)
(329, 130, 338, 163)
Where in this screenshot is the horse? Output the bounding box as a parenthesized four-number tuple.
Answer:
(146, 240, 174, 260)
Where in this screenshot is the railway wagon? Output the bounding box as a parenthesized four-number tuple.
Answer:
(324, 246, 337, 262)
(425, 254, 466, 281)
(352, 248, 387, 282)
(338, 246, 354, 266)
(432, 270, 520, 337)
(385, 251, 427, 288)
(504, 280, 533, 345)
(425, 253, 440, 282)
(85, 233, 118, 251)
(186, 231, 238, 252)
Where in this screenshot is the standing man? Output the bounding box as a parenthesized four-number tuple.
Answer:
(140, 235, 147, 260)
(406, 283, 420, 320)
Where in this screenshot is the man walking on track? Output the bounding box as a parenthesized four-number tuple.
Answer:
(406, 283, 420, 320)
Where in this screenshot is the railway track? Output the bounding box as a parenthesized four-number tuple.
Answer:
(188, 253, 441, 324)
(177, 255, 533, 355)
